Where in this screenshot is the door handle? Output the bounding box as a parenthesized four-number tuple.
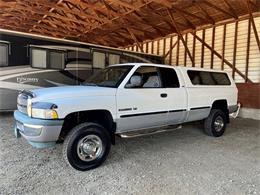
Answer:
(160, 93, 167, 98)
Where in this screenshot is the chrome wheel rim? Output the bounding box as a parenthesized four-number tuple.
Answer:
(214, 116, 224, 132)
(77, 135, 103, 162)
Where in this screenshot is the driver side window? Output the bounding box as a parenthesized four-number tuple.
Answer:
(125, 66, 162, 88)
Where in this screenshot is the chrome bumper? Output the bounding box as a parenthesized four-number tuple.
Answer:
(14, 110, 64, 148)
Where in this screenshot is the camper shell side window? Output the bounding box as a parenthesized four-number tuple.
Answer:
(187, 70, 231, 86)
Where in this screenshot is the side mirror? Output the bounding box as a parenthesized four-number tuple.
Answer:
(126, 75, 142, 88)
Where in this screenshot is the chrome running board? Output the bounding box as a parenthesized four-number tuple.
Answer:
(119, 125, 182, 138)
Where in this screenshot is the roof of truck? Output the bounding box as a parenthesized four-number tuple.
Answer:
(110, 63, 227, 73)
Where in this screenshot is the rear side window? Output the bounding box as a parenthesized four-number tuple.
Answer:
(187, 70, 231, 85)
(159, 67, 180, 88)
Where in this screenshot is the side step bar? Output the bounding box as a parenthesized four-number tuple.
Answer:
(119, 125, 182, 138)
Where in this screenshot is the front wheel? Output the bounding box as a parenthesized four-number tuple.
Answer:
(204, 109, 227, 137)
(63, 122, 111, 171)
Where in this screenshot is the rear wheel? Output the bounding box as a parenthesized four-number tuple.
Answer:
(63, 122, 111, 171)
(204, 109, 227, 137)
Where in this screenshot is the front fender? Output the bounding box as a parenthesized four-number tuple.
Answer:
(50, 96, 117, 120)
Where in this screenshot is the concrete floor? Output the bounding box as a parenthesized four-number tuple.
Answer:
(0, 113, 259, 195)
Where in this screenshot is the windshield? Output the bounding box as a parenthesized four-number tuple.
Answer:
(83, 65, 133, 88)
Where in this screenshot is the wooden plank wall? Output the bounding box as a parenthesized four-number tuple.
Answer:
(125, 17, 260, 83)
(125, 17, 260, 109)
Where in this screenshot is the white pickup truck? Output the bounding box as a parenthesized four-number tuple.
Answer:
(14, 63, 239, 171)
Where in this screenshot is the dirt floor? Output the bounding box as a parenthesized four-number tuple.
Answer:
(0, 113, 259, 195)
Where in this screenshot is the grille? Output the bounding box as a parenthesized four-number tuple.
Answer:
(17, 93, 29, 114)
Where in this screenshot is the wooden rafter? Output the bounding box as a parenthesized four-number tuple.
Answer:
(223, 0, 238, 19)
(167, 8, 194, 65)
(0, 0, 259, 47)
(29, 0, 64, 32)
(194, 3, 215, 24)
(202, 0, 238, 19)
(126, 28, 144, 52)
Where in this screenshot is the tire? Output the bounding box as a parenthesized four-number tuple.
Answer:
(63, 122, 111, 171)
(204, 109, 227, 137)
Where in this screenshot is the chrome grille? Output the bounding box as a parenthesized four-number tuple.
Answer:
(17, 93, 28, 114)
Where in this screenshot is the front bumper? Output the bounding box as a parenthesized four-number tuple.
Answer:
(14, 110, 64, 148)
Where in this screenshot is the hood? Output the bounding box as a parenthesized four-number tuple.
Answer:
(31, 85, 117, 101)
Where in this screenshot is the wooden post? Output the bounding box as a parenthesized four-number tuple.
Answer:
(201, 29, 205, 68)
(232, 21, 238, 79)
(192, 31, 196, 67)
(151, 41, 154, 54)
(126, 28, 144, 52)
(210, 26, 215, 69)
(169, 36, 173, 65)
(163, 38, 178, 59)
(163, 38, 166, 56)
(146, 42, 149, 53)
(157, 40, 160, 55)
(245, 19, 251, 83)
(184, 34, 187, 67)
(176, 36, 180, 65)
(221, 24, 226, 70)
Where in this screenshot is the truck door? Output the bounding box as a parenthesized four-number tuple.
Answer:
(116, 66, 169, 132)
(158, 67, 187, 125)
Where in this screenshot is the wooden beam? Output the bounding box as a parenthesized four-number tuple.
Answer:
(126, 28, 144, 52)
(245, 19, 251, 83)
(167, 8, 194, 64)
(176, 36, 180, 65)
(169, 36, 173, 64)
(210, 26, 215, 69)
(163, 38, 166, 56)
(201, 29, 205, 68)
(157, 40, 160, 55)
(221, 24, 226, 70)
(202, 0, 238, 19)
(109, 0, 136, 10)
(151, 0, 172, 8)
(171, 6, 209, 23)
(194, 3, 215, 24)
(81, 1, 154, 36)
(232, 21, 238, 79)
(29, 0, 64, 32)
(184, 34, 188, 67)
(246, 0, 260, 52)
(163, 39, 178, 58)
(223, 0, 238, 19)
(173, 8, 196, 29)
(151, 41, 154, 54)
(192, 31, 196, 67)
(192, 32, 253, 83)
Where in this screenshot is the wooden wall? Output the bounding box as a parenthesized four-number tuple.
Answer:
(125, 17, 260, 83)
(125, 17, 260, 109)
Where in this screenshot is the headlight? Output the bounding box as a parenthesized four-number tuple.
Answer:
(29, 102, 58, 119)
